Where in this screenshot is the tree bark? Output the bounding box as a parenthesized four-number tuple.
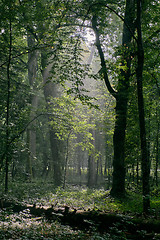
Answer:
(111, 0, 136, 197)
(41, 50, 62, 186)
(5, 13, 12, 193)
(26, 34, 38, 181)
(136, 0, 150, 213)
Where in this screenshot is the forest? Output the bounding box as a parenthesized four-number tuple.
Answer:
(0, 0, 160, 239)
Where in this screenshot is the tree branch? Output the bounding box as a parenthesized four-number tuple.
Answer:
(91, 16, 117, 99)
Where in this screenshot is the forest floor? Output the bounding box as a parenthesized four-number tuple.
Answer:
(0, 182, 160, 239)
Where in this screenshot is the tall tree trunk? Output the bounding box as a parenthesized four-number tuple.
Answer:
(26, 130, 33, 181)
(111, 0, 135, 197)
(111, 92, 128, 196)
(5, 13, 12, 193)
(26, 34, 38, 181)
(87, 119, 96, 187)
(136, 159, 139, 186)
(155, 107, 159, 186)
(63, 131, 71, 188)
(155, 123, 159, 187)
(41, 51, 62, 186)
(92, 0, 135, 197)
(136, 0, 150, 213)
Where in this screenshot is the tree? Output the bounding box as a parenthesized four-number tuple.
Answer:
(5, 2, 12, 193)
(90, 0, 136, 196)
(136, 0, 150, 213)
(26, 33, 38, 181)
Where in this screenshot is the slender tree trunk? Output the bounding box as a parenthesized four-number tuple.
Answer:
(5, 12, 12, 193)
(155, 120, 159, 187)
(95, 158, 99, 185)
(136, 0, 150, 213)
(63, 131, 71, 188)
(88, 155, 96, 187)
(26, 34, 38, 180)
(104, 140, 109, 176)
(136, 159, 139, 186)
(154, 103, 159, 186)
(76, 140, 82, 182)
(26, 130, 33, 181)
(104, 144, 112, 189)
(87, 122, 96, 187)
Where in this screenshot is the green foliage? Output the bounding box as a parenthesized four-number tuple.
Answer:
(49, 94, 96, 153)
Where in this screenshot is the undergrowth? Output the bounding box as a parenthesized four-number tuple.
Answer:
(0, 182, 160, 239)
(1, 181, 160, 214)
